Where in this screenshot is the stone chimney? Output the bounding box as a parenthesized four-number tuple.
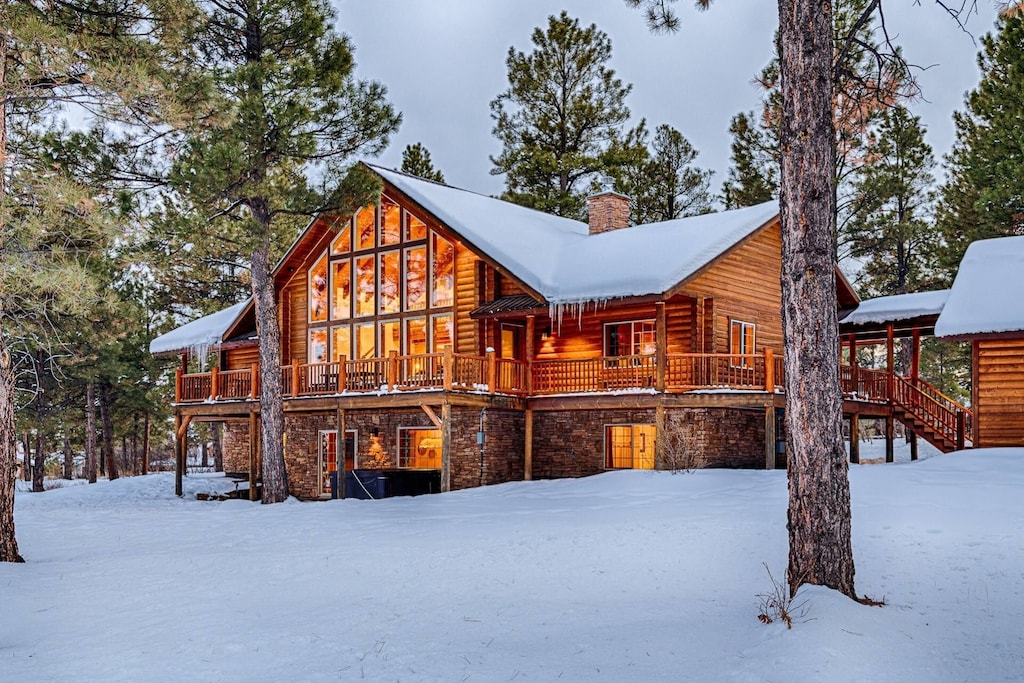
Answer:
(587, 190, 632, 235)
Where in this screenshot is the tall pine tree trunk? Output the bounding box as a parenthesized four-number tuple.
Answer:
(85, 383, 97, 483)
(0, 31, 23, 559)
(32, 431, 44, 493)
(63, 434, 73, 480)
(31, 350, 46, 492)
(251, 232, 288, 503)
(99, 383, 118, 481)
(778, 0, 856, 598)
(142, 412, 150, 474)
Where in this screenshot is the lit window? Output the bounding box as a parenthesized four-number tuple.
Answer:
(355, 205, 375, 251)
(379, 250, 400, 314)
(405, 317, 427, 355)
(309, 328, 328, 363)
(730, 320, 756, 368)
(406, 211, 427, 241)
(380, 196, 401, 246)
(431, 314, 453, 352)
(355, 322, 375, 360)
(405, 246, 427, 311)
(331, 325, 351, 362)
(380, 320, 400, 358)
(605, 425, 656, 469)
(398, 428, 442, 469)
(355, 256, 375, 317)
(431, 233, 454, 308)
(309, 254, 328, 323)
(331, 259, 351, 320)
(604, 320, 656, 358)
(331, 218, 351, 255)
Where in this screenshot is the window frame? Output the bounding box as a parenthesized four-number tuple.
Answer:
(396, 426, 443, 469)
(729, 319, 757, 369)
(603, 424, 656, 470)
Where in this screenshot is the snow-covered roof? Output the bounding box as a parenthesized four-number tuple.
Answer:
(149, 301, 249, 357)
(372, 165, 779, 304)
(840, 289, 950, 327)
(935, 236, 1024, 338)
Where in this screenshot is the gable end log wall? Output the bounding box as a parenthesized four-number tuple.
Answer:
(975, 338, 1024, 447)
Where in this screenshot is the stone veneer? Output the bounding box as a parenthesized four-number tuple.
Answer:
(220, 407, 525, 499)
(530, 407, 765, 479)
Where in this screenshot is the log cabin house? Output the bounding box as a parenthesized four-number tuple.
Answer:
(150, 163, 986, 500)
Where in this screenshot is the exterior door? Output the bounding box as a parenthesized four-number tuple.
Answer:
(319, 430, 356, 498)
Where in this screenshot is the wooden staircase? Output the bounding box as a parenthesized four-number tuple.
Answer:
(891, 376, 972, 454)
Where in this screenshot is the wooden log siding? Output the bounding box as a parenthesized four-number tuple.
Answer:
(287, 274, 308, 364)
(975, 339, 1024, 447)
(455, 246, 479, 354)
(534, 300, 695, 362)
(677, 221, 783, 355)
(225, 345, 260, 371)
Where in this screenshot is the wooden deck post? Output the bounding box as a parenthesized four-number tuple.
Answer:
(174, 413, 183, 497)
(525, 316, 536, 395)
(524, 408, 533, 481)
(764, 348, 775, 393)
(656, 404, 666, 468)
(442, 345, 454, 391)
(909, 431, 918, 461)
(886, 323, 895, 400)
(885, 414, 895, 463)
(174, 368, 183, 404)
(440, 401, 452, 492)
(849, 413, 860, 464)
(336, 406, 346, 499)
(291, 361, 301, 398)
(250, 363, 260, 399)
(764, 404, 776, 470)
(956, 410, 966, 451)
(210, 366, 219, 400)
(486, 348, 496, 395)
(388, 351, 399, 391)
(655, 302, 667, 392)
(848, 334, 858, 393)
(338, 355, 347, 392)
(249, 411, 259, 501)
(911, 328, 921, 383)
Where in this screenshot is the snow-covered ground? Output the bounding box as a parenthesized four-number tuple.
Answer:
(4, 447, 1023, 682)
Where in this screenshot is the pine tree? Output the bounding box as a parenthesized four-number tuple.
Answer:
(849, 105, 939, 297)
(722, 111, 777, 208)
(490, 11, 635, 218)
(401, 143, 445, 182)
(628, 0, 858, 599)
(0, 2, 190, 562)
(614, 123, 713, 223)
(171, 0, 400, 503)
(936, 11, 1024, 280)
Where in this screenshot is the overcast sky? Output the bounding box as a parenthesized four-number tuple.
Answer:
(334, 1, 1000, 201)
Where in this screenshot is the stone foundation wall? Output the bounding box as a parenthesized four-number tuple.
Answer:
(531, 406, 765, 479)
(532, 409, 656, 479)
(449, 408, 525, 490)
(223, 421, 252, 476)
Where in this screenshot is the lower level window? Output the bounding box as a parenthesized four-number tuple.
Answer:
(605, 424, 656, 470)
(398, 427, 442, 469)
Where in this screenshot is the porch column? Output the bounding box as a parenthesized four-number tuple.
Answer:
(909, 431, 918, 461)
(248, 411, 259, 501)
(885, 414, 895, 464)
(911, 328, 921, 382)
(764, 404, 776, 470)
(655, 302, 667, 392)
(524, 408, 533, 481)
(336, 405, 346, 499)
(174, 413, 184, 497)
(440, 401, 452, 492)
(849, 413, 860, 464)
(886, 323, 895, 400)
(848, 334, 858, 392)
(525, 315, 536, 395)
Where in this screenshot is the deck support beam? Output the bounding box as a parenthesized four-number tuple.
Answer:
(248, 411, 259, 501)
(909, 430, 918, 461)
(524, 409, 533, 481)
(441, 401, 452, 492)
(174, 413, 184, 497)
(885, 414, 895, 464)
(849, 413, 860, 464)
(764, 405, 776, 470)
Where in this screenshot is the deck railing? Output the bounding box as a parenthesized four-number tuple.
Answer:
(893, 376, 973, 448)
(176, 349, 788, 403)
(839, 365, 890, 401)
